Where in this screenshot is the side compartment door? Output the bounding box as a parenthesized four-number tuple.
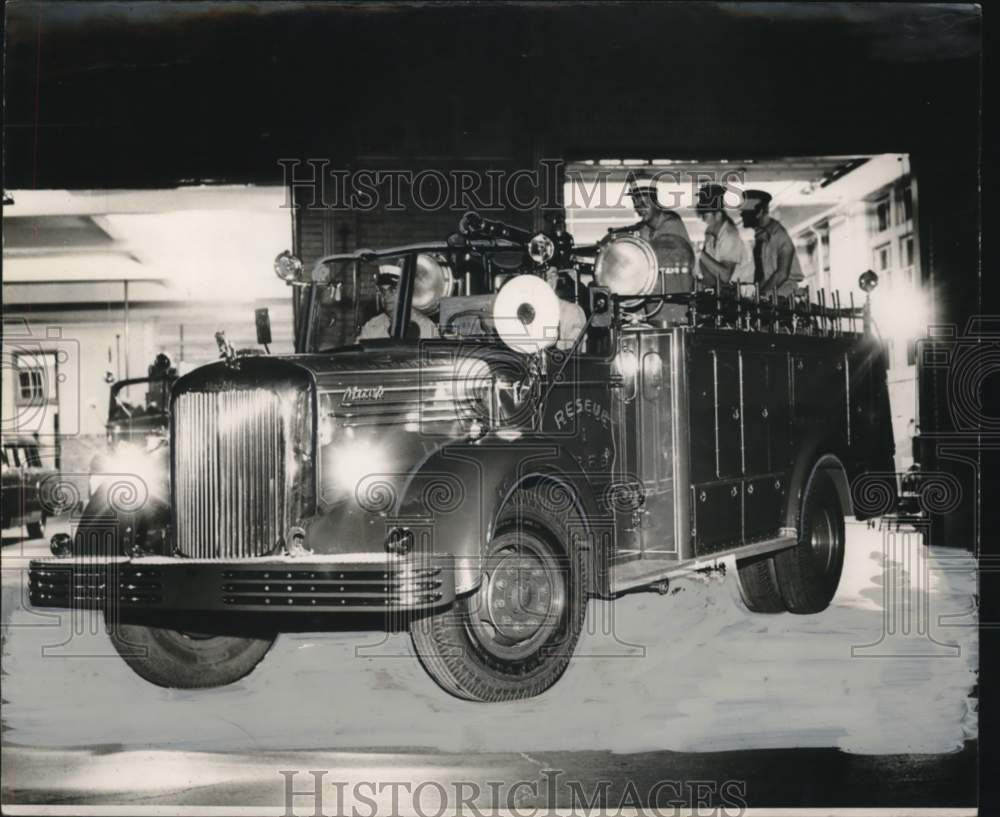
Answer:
(741, 352, 790, 541)
(689, 347, 741, 482)
(633, 331, 675, 555)
(688, 341, 742, 554)
(614, 329, 677, 558)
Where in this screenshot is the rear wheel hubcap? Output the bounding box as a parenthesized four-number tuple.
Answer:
(809, 507, 837, 572)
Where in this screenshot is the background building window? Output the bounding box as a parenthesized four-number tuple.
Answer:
(803, 236, 819, 280)
(900, 234, 916, 288)
(16, 368, 45, 405)
(874, 196, 891, 232)
(874, 243, 891, 272)
(896, 183, 913, 224)
(901, 234, 915, 268)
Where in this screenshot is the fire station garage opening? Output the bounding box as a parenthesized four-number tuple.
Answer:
(564, 154, 926, 472)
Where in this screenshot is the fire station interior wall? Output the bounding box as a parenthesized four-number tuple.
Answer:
(2, 302, 293, 490)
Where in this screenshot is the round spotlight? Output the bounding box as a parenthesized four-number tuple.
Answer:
(274, 250, 303, 282)
(594, 235, 658, 308)
(492, 274, 560, 354)
(412, 254, 455, 314)
(527, 233, 556, 266)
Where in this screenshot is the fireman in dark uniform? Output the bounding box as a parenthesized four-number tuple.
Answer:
(741, 189, 804, 296)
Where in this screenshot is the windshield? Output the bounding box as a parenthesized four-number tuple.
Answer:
(297, 233, 592, 354)
(306, 255, 454, 352)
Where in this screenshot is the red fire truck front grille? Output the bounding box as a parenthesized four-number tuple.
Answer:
(174, 390, 288, 559)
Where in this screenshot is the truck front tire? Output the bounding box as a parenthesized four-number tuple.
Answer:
(410, 486, 588, 702)
(108, 622, 276, 688)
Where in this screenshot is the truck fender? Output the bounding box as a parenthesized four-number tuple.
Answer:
(395, 437, 603, 595)
(782, 435, 853, 533)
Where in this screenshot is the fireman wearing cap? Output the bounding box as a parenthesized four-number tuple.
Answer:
(694, 183, 754, 288)
(741, 189, 804, 296)
(358, 264, 438, 341)
(625, 178, 695, 265)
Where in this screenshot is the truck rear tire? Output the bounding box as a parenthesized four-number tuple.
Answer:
(108, 622, 276, 688)
(410, 486, 587, 702)
(735, 553, 786, 613)
(773, 468, 845, 613)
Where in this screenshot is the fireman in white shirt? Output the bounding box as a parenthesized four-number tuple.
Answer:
(694, 183, 754, 289)
(357, 265, 438, 341)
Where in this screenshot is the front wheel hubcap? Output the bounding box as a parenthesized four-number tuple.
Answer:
(469, 539, 567, 661)
(487, 552, 554, 641)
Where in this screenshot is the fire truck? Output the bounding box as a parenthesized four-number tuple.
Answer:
(30, 213, 895, 701)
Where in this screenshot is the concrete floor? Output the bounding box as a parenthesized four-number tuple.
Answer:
(1, 518, 978, 810)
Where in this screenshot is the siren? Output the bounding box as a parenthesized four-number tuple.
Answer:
(492, 274, 561, 354)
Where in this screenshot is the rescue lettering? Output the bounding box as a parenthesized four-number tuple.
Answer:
(554, 397, 611, 430)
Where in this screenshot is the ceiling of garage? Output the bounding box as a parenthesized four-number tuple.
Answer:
(2, 3, 980, 189)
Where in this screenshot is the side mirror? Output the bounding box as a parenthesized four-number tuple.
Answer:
(255, 308, 273, 348)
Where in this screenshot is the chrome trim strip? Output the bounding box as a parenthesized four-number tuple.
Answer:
(844, 351, 851, 446)
(670, 327, 692, 561)
(711, 349, 720, 478)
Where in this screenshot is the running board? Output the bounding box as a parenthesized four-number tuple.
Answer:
(610, 534, 798, 594)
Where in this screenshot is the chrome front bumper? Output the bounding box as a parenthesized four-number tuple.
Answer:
(28, 552, 455, 614)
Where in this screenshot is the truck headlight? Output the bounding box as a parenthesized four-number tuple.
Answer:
(327, 438, 392, 501)
(89, 442, 166, 503)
